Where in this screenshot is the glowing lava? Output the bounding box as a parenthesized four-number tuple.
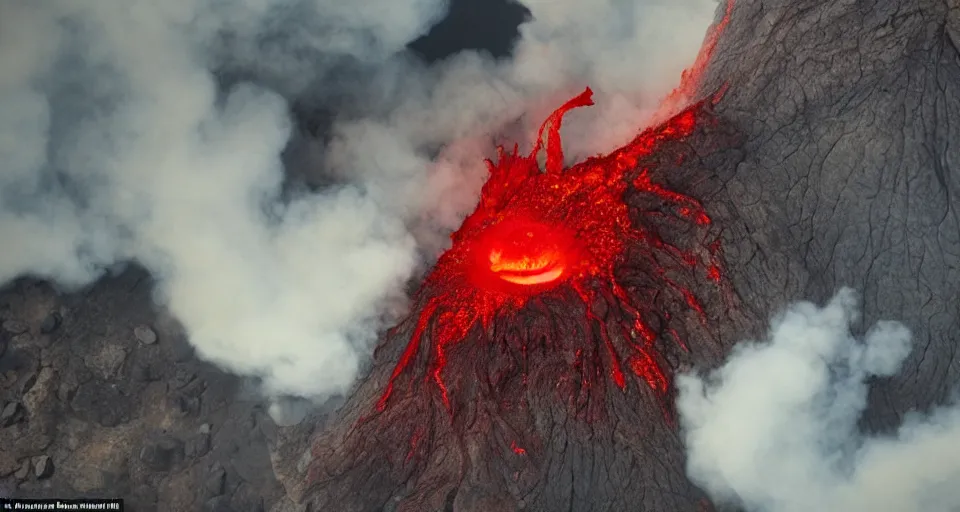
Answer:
(474, 218, 577, 290)
(375, 87, 726, 413)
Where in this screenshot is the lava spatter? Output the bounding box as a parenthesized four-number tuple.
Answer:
(375, 87, 726, 415)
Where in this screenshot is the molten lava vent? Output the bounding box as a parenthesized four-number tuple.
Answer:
(374, 88, 727, 416)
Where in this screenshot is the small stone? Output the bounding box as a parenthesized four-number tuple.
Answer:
(32, 455, 53, 479)
(198, 423, 211, 435)
(204, 463, 226, 497)
(0, 401, 22, 427)
(134, 325, 157, 345)
(14, 459, 30, 480)
(139, 436, 184, 472)
(2, 320, 27, 335)
(40, 313, 62, 334)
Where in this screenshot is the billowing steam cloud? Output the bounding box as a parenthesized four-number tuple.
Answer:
(677, 288, 960, 512)
(0, 0, 720, 408)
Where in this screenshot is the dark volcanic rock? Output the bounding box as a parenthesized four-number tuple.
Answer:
(0, 401, 23, 428)
(133, 325, 157, 345)
(139, 436, 184, 473)
(40, 312, 62, 334)
(33, 455, 54, 479)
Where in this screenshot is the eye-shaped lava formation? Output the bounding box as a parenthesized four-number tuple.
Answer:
(474, 219, 576, 289)
(374, 88, 727, 414)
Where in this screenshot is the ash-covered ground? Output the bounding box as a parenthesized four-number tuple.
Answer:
(0, 268, 289, 511)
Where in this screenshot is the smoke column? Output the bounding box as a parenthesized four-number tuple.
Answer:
(0, 0, 721, 408)
(677, 288, 960, 512)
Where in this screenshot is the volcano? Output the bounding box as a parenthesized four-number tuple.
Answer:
(373, 88, 726, 417)
(3, 0, 958, 509)
(274, 4, 743, 512)
(290, 92, 738, 512)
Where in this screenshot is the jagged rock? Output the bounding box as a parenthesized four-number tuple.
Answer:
(0, 401, 22, 427)
(22, 367, 55, 416)
(40, 313, 62, 334)
(134, 325, 157, 345)
(139, 436, 184, 472)
(32, 455, 53, 479)
(2, 320, 27, 335)
(199, 423, 212, 435)
(204, 463, 226, 497)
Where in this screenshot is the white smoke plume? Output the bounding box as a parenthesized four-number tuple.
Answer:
(677, 288, 960, 512)
(0, 0, 722, 406)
